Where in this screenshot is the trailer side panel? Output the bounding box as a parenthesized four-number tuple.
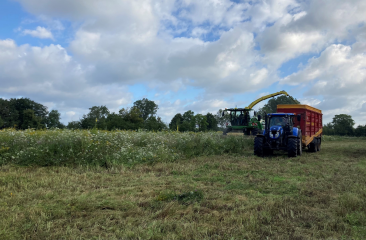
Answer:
(277, 105, 323, 147)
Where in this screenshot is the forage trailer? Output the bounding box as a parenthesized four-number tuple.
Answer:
(254, 104, 323, 157)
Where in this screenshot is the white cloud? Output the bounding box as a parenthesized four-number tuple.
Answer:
(281, 44, 366, 124)
(3, 0, 366, 125)
(22, 26, 54, 40)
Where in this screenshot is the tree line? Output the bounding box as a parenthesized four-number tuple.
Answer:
(0, 97, 365, 135)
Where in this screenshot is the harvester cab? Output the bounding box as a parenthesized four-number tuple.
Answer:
(222, 90, 300, 136)
(222, 108, 262, 135)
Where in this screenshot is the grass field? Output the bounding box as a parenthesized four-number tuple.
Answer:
(1, 132, 366, 239)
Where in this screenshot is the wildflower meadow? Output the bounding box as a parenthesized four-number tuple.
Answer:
(0, 129, 253, 166)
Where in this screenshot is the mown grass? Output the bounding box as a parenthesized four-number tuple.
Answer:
(0, 134, 366, 239)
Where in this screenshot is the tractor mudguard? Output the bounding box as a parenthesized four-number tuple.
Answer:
(287, 135, 297, 138)
(256, 134, 264, 137)
(292, 127, 299, 137)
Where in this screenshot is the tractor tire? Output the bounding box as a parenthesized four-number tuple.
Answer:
(254, 137, 264, 157)
(288, 138, 298, 157)
(297, 131, 302, 156)
(251, 128, 259, 136)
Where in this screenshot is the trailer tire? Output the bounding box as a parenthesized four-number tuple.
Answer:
(297, 131, 302, 156)
(288, 138, 298, 157)
(309, 139, 317, 152)
(254, 137, 264, 157)
(317, 137, 321, 151)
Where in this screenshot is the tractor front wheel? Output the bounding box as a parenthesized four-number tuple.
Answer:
(254, 137, 264, 157)
(288, 138, 298, 157)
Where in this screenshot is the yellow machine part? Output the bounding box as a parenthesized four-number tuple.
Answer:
(245, 90, 300, 110)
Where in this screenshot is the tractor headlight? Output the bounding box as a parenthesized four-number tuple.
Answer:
(275, 132, 280, 138)
(269, 132, 273, 138)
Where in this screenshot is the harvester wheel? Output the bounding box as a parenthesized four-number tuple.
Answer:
(288, 138, 298, 157)
(297, 131, 302, 156)
(254, 137, 264, 157)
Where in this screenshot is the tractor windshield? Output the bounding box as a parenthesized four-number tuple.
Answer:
(230, 110, 251, 126)
(269, 116, 288, 127)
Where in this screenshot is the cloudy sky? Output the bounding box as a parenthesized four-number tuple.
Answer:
(0, 0, 365, 125)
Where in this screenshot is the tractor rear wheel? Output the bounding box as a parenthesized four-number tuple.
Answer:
(254, 137, 264, 157)
(288, 138, 298, 157)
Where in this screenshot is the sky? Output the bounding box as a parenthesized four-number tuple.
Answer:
(0, 0, 365, 126)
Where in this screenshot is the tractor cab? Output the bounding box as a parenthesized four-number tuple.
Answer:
(226, 108, 252, 127)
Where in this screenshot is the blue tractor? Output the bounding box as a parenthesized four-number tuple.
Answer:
(254, 113, 302, 157)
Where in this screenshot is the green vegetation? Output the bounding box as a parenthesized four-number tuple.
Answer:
(0, 131, 366, 239)
(0, 129, 252, 166)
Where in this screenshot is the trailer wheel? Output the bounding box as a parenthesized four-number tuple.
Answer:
(288, 138, 298, 157)
(309, 139, 317, 152)
(254, 137, 264, 157)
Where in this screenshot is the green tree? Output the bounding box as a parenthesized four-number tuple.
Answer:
(181, 110, 196, 131)
(258, 95, 301, 116)
(67, 121, 81, 129)
(10, 98, 48, 128)
(47, 110, 64, 129)
(21, 109, 43, 129)
(332, 114, 355, 136)
(81, 106, 110, 129)
(206, 113, 218, 131)
(323, 122, 335, 135)
(133, 98, 158, 121)
(0, 116, 4, 128)
(169, 113, 184, 131)
(195, 114, 208, 132)
(354, 125, 366, 137)
(0, 98, 19, 128)
(144, 116, 167, 131)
